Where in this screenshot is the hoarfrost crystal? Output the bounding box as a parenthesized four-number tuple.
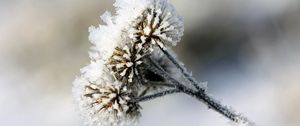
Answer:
(88, 12, 121, 61)
(80, 60, 105, 83)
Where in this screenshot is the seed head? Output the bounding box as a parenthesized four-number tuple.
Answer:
(129, 0, 184, 51)
(107, 44, 144, 83)
(73, 77, 140, 126)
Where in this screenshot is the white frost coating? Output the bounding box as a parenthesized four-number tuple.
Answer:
(80, 60, 106, 84)
(114, 0, 150, 30)
(88, 11, 120, 61)
(72, 76, 89, 103)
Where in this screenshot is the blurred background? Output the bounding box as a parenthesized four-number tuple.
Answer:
(1, 0, 300, 126)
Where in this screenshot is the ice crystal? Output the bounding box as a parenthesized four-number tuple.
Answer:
(88, 12, 121, 61)
(80, 60, 106, 83)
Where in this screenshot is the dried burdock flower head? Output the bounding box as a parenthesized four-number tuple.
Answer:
(107, 44, 144, 83)
(129, 0, 184, 50)
(73, 76, 140, 126)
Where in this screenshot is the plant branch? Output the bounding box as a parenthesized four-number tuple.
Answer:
(135, 89, 181, 102)
(143, 57, 255, 125)
(182, 89, 253, 125)
(148, 81, 175, 88)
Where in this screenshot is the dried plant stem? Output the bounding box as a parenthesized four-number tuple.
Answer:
(159, 47, 205, 92)
(182, 89, 251, 124)
(135, 89, 181, 102)
(142, 58, 254, 125)
(148, 81, 175, 88)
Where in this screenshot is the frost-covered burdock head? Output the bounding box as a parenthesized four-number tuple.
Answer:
(73, 76, 140, 126)
(107, 44, 144, 83)
(127, 0, 184, 50)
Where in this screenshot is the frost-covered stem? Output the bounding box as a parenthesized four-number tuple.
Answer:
(148, 81, 176, 88)
(145, 58, 253, 125)
(148, 57, 166, 72)
(159, 47, 205, 92)
(183, 90, 251, 124)
(135, 89, 181, 102)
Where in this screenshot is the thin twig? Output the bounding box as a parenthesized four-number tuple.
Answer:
(148, 81, 175, 88)
(148, 57, 167, 72)
(139, 87, 150, 97)
(135, 89, 181, 102)
(182, 89, 253, 125)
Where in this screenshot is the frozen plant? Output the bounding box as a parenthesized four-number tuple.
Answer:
(72, 0, 257, 126)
